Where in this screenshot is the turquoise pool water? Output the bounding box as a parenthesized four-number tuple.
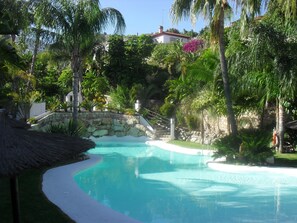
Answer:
(74, 142, 297, 223)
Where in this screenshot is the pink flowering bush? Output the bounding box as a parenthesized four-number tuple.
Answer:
(183, 39, 204, 53)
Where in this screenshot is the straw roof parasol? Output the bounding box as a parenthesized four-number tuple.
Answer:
(0, 111, 95, 177)
(0, 109, 95, 223)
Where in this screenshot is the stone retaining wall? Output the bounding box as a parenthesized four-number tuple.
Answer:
(32, 112, 154, 138)
(176, 111, 265, 145)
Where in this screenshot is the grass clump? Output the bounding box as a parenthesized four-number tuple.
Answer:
(274, 153, 297, 167)
(0, 168, 74, 223)
(168, 140, 215, 150)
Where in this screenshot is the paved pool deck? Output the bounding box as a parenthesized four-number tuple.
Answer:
(42, 136, 297, 223)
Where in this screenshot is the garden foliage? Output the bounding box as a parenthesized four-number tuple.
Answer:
(213, 129, 273, 165)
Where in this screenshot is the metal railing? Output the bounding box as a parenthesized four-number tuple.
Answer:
(141, 108, 171, 138)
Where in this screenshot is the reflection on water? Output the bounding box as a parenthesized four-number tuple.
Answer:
(74, 142, 297, 223)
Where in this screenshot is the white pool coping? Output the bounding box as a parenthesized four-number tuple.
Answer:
(43, 154, 141, 223)
(207, 162, 297, 177)
(43, 137, 297, 223)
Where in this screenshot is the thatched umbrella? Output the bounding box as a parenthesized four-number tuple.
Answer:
(0, 109, 95, 223)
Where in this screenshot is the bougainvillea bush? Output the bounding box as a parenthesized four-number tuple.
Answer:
(183, 39, 204, 53)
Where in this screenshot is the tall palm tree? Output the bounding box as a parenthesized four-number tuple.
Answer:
(171, 0, 265, 136)
(226, 0, 297, 152)
(39, 0, 125, 124)
(171, 0, 297, 136)
(171, 0, 233, 136)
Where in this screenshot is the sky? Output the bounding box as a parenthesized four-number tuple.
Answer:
(100, 0, 209, 35)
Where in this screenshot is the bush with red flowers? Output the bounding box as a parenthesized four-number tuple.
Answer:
(183, 39, 204, 53)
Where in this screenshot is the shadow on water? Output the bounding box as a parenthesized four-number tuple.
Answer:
(75, 144, 297, 223)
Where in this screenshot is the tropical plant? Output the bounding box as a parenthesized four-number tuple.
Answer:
(171, 0, 297, 138)
(57, 67, 73, 97)
(60, 102, 71, 112)
(108, 85, 131, 110)
(213, 129, 273, 164)
(104, 34, 155, 87)
(171, 0, 263, 137)
(0, 0, 30, 36)
(238, 130, 273, 164)
(81, 71, 109, 101)
(47, 96, 60, 112)
(46, 119, 86, 137)
(160, 101, 175, 118)
(80, 100, 98, 112)
(226, 5, 297, 152)
(212, 133, 241, 162)
(38, 0, 125, 125)
(104, 35, 126, 86)
(182, 39, 204, 53)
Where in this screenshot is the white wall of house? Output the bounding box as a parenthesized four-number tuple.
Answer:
(30, 102, 46, 118)
(153, 34, 189, 44)
(65, 91, 83, 104)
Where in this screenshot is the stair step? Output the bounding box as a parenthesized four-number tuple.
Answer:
(158, 135, 172, 142)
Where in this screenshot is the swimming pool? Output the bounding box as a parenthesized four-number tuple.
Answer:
(74, 141, 297, 223)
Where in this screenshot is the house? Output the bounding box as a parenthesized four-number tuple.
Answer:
(152, 26, 191, 44)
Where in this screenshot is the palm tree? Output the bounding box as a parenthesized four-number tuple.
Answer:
(39, 0, 125, 124)
(171, 0, 266, 136)
(171, 0, 235, 136)
(226, 0, 297, 152)
(171, 0, 297, 137)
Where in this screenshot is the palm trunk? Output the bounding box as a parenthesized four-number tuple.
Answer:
(278, 98, 285, 153)
(276, 99, 279, 131)
(10, 176, 21, 223)
(218, 6, 238, 136)
(201, 110, 204, 144)
(29, 28, 41, 78)
(71, 48, 81, 126)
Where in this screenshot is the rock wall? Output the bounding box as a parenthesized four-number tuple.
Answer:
(176, 111, 264, 145)
(32, 112, 154, 138)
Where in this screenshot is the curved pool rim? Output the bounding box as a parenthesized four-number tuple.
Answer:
(42, 136, 297, 223)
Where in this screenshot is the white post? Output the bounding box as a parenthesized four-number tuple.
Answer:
(170, 118, 175, 140)
(135, 100, 141, 123)
(134, 100, 141, 113)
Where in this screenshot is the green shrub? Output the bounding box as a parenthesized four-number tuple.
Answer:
(238, 129, 273, 164)
(160, 102, 175, 118)
(213, 129, 273, 165)
(124, 108, 136, 115)
(27, 117, 37, 124)
(185, 115, 199, 130)
(60, 102, 71, 112)
(47, 97, 60, 112)
(80, 100, 97, 112)
(109, 85, 131, 109)
(213, 134, 241, 162)
(46, 119, 86, 137)
(46, 123, 66, 134)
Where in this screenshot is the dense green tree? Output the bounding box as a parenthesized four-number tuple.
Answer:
(182, 29, 199, 37)
(81, 70, 109, 101)
(164, 49, 221, 129)
(166, 28, 180, 33)
(38, 0, 125, 124)
(104, 35, 126, 86)
(227, 3, 297, 152)
(149, 41, 197, 79)
(124, 34, 155, 86)
(104, 34, 155, 87)
(0, 0, 29, 36)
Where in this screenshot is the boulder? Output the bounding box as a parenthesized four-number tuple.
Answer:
(93, 129, 109, 137)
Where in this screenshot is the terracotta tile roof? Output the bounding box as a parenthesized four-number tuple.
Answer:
(152, 31, 191, 39)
